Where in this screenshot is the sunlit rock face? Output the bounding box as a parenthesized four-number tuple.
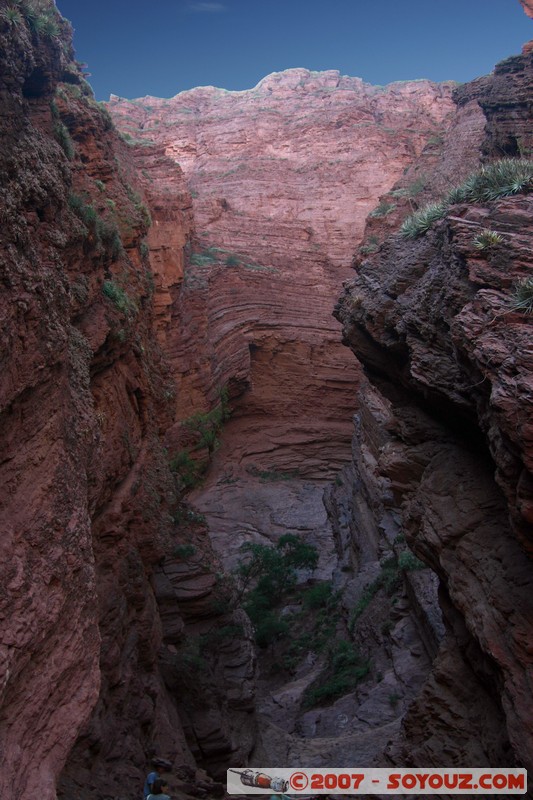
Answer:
(110, 69, 455, 272)
(109, 71, 455, 571)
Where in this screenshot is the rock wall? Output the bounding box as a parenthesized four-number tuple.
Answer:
(0, 7, 254, 799)
(4, 4, 532, 797)
(108, 70, 456, 575)
(335, 46, 533, 773)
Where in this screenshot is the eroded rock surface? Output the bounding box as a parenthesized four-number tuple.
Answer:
(109, 69, 456, 587)
(335, 47, 533, 774)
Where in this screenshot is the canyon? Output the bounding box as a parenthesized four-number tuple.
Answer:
(0, 1, 532, 799)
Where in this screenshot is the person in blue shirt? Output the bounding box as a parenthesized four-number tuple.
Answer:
(143, 768, 160, 799)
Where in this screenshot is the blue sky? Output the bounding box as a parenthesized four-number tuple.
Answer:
(56, 0, 532, 101)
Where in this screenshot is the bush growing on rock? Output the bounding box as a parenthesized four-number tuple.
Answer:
(302, 639, 370, 709)
(102, 280, 137, 316)
(1, 7, 24, 26)
(400, 158, 533, 239)
(235, 534, 319, 647)
(511, 276, 533, 315)
(456, 158, 533, 203)
(473, 229, 503, 250)
(400, 202, 448, 239)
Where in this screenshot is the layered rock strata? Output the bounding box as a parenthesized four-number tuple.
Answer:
(109, 70, 457, 574)
(335, 46, 533, 773)
(0, 8, 254, 799)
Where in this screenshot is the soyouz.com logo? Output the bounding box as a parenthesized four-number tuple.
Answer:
(227, 767, 527, 795)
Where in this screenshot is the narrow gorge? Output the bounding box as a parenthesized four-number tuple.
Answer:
(0, 2, 532, 799)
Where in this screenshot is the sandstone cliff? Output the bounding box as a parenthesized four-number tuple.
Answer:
(0, 5, 254, 799)
(336, 46, 533, 774)
(4, 1, 533, 795)
(108, 71, 456, 578)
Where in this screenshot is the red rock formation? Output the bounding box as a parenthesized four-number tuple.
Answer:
(0, 7, 254, 799)
(110, 70, 454, 270)
(479, 50, 533, 159)
(520, 0, 533, 19)
(0, 10, 101, 797)
(109, 72, 456, 574)
(335, 46, 533, 772)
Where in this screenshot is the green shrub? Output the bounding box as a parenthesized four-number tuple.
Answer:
(359, 235, 380, 255)
(138, 201, 151, 229)
(452, 158, 533, 203)
(190, 248, 218, 266)
(1, 7, 23, 25)
(400, 159, 533, 240)
(54, 121, 74, 159)
(201, 624, 245, 648)
(369, 201, 396, 218)
(302, 581, 336, 610)
(247, 465, 297, 482)
(350, 551, 426, 629)
(302, 639, 370, 709)
(96, 218, 122, 260)
(183, 388, 230, 453)
(236, 534, 319, 648)
(172, 638, 207, 694)
(68, 194, 97, 227)
(391, 176, 427, 199)
(473, 229, 503, 250)
(169, 449, 202, 489)
(388, 691, 402, 707)
(173, 543, 196, 560)
(446, 183, 472, 205)
(238, 535, 319, 599)
(350, 583, 380, 624)
(96, 101, 114, 131)
(102, 280, 137, 316)
(253, 611, 290, 648)
(172, 506, 206, 526)
(126, 184, 152, 228)
(397, 551, 426, 572)
(69, 195, 122, 257)
(30, 11, 59, 38)
(399, 202, 448, 239)
(511, 277, 533, 315)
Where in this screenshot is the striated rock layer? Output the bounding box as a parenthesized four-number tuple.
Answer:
(335, 46, 533, 774)
(0, 8, 254, 800)
(109, 70, 456, 572)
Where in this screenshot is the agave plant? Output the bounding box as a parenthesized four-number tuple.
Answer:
(30, 12, 59, 37)
(369, 201, 396, 218)
(511, 277, 533, 315)
(399, 201, 449, 239)
(450, 159, 533, 205)
(399, 159, 533, 240)
(0, 6, 24, 25)
(473, 229, 503, 250)
(446, 175, 479, 205)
